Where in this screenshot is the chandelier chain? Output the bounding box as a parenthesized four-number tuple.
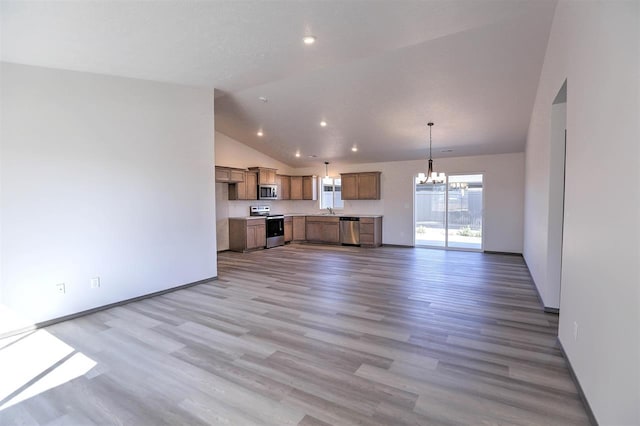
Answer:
(429, 123, 433, 160)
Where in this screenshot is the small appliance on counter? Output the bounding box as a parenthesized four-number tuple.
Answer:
(250, 205, 284, 248)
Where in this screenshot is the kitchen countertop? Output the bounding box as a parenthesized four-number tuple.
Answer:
(286, 213, 382, 218)
(229, 216, 267, 220)
(229, 214, 382, 220)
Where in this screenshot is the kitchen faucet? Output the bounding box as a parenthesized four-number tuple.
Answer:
(326, 207, 334, 215)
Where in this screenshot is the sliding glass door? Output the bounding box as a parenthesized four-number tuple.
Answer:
(447, 174, 483, 249)
(414, 183, 447, 247)
(415, 174, 483, 250)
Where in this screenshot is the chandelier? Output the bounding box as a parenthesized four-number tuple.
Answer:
(417, 122, 445, 184)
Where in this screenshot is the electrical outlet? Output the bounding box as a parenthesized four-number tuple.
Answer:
(56, 283, 66, 294)
(90, 277, 100, 289)
(573, 321, 579, 341)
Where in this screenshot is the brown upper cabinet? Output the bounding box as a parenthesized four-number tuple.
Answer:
(215, 166, 246, 183)
(302, 176, 317, 200)
(249, 167, 277, 185)
(277, 175, 291, 200)
(229, 170, 258, 200)
(290, 176, 303, 200)
(340, 172, 381, 200)
(341, 174, 358, 200)
(289, 175, 317, 200)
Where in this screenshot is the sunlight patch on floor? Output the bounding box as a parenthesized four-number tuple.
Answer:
(0, 329, 96, 410)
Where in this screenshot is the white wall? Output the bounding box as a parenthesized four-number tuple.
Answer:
(215, 132, 294, 174)
(523, 2, 639, 424)
(216, 132, 525, 253)
(0, 63, 217, 333)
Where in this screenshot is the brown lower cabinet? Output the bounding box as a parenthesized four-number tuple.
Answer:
(305, 216, 340, 244)
(284, 216, 293, 242)
(229, 215, 382, 252)
(229, 218, 266, 252)
(292, 216, 306, 241)
(360, 217, 383, 247)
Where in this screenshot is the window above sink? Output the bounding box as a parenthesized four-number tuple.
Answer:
(319, 176, 343, 211)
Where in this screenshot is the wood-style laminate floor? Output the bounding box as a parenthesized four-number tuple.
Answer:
(0, 244, 590, 425)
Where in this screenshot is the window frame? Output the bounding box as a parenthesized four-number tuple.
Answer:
(319, 176, 344, 211)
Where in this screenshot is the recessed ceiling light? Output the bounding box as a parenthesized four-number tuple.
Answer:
(307, 154, 317, 158)
(295, 152, 301, 158)
(351, 147, 358, 152)
(258, 96, 268, 103)
(320, 120, 327, 127)
(303, 35, 316, 45)
(257, 130, 263, 137)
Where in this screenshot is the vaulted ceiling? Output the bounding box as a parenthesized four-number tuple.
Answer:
(1, 0, 556, 166)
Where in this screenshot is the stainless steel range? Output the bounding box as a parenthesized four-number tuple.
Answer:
(249, 205, 284, 248)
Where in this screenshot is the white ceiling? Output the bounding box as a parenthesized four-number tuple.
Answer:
(1, 0, 556, 167)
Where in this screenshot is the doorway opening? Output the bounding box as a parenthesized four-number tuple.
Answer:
(546, 80, 567, 312)
(414, 174, 484, 251)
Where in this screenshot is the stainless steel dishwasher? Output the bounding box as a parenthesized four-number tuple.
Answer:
(339, 217, 360, 245)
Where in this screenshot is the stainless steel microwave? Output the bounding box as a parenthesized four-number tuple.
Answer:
(258, 184, 278, 200)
